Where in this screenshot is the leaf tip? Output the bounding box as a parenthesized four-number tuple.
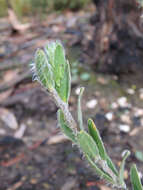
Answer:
(88, 119, 97, 131)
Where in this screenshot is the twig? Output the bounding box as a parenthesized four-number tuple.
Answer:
(0, 70, 31, 92)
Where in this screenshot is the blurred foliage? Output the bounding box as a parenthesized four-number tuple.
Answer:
(0, 0, 7, 17)
(53, 0, 91, 11)
(0, 0, 91, 18)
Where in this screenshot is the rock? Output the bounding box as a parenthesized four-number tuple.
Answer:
(105, 112, 114, 121)
(0, 129, 6, 135)
(117, 97, 127, 107)
(61, 178, 77, 190)
(133, 108, 143, 117)
(48, 134, 68, 145)
(14, 123, 27, 138)
(140, 118, 143, 126)
(30, 178, 38, 184)
(126, 88, 135, 95)
(111, 102, 118, 109)
(123, 170, 128, 179)
(97, 76, 108, 84)
(86, 99, 98, 109)
(138, 172, 143, 179)
(75, 87, 81, 95)
(0, 108, 18, 130)
(139, 88, 143, 100)
(118, 124, 130, 133)
(99, 98, 108, 110)
(120, 114, 131, 124)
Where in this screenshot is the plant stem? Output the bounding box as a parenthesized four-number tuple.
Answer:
(50, 88, 77, 132)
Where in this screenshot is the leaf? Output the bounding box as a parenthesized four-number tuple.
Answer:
(54, 43, 66, 87)
(135, 151, 143, 162)
(106, 156, 118, 176)
(44, 41, 57, 67)
(88, 119, 118, 176)
(85, 154, 115, 185)
(34, 49, 54, 90)
(80, 72, 90, 81)
(77, 87, 84, 130)
(119, 150, 130, 188)
(77, 130, 99, 162)
(130, 164, 143, 190)
(88, 119, 106, 160)
(57, 60, 71, 103)
(45, 41, 70, 102)
(57, 109, 76, 143)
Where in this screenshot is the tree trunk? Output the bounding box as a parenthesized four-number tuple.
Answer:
(87, 0, 143, 76)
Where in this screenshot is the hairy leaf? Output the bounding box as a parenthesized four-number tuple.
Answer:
(77, 130, 99, 162)
(57, 109, 76, 143)
(119, 150, 130, 188)
(130, 164, 143, 190)
(34, 49, 54, 90)
(86, 154, 115, 185)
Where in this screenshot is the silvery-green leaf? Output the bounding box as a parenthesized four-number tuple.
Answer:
(77, 87, 84, 130)
(135, 151, 143, 162)
(106, 156, 118, 176)
(130, 164, 143, 190)
(88, 119, 118, 176)
(57, 109, 76, 143)
(57, 60, 71, 103)
(54, 42, 66, 87)
(119, 150, 130, 188)
(45, 41, 57, 67)
(86, 154, 115, 185)
(34, 49, 54, 90)
(45, 41, 70, 102)
(77, 130, 99, 162)
(88, 119, 107, 160)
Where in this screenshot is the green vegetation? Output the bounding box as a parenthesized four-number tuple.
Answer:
(0, 0, 7, 17)
(0, 0, 91, 18)
(31, 41, 143, 189)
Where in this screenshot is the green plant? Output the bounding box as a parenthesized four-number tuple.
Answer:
(31, 41, 143, 190)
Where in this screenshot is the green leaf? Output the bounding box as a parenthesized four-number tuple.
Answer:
(130, 164, 143, 190)
(45, 41, 70, 102)
(88, 119, 106, 160)
(119, 150, 130, 188)
(57, 109, 76, 143)
(88, 119, 118, 176)
(54, 43, 66, 87)
(80, 72, 90, 81)
(45, 41, 57, 67)
(85, 154, 115, 185)
(106, 156, 118, 176)
(77, 87, 84, 130)
(77, 130, 99, 162)
(135, 151, 143, 162)
(57, 60, 71, 103)
(34, 49, 54, 90)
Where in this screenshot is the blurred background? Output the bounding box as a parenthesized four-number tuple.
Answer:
(0, 0, 143, 189)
